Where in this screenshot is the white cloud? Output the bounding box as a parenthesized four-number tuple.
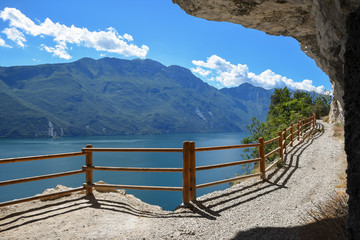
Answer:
(0, 36, 11, 48)
(123, 33, 133, 42)
(41, 42, 71, 60)
(192, 55, 249, 87)
(190, 66, 211, 76)
(0, 7, 149, 59)
(2, 27, 26, 47)
(192, 54, 327, 93)
(192, 55, 234, 72)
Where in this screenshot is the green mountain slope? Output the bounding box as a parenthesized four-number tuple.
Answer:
(220, 82, 273, 121)
(0, 57, 272, 137)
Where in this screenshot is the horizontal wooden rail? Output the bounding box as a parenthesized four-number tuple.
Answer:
(0, 152, 86, 164)
(0, 114, 316, 208)
(195, 143, 260, 152)
(84, 183, 182, 191)
(196, 173, 262, 189)
(265, 158, 281, 172)
(264, 136, 280, 145)
(83, 166, 183, 172)
(196, 158, 261, 171)
(0, 170, 85, 186)
(0, 187, 84, 207)
(82, 147, 183, 153)
(264, 147, 281, 159)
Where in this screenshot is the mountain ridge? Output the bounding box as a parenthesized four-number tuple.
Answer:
(0, 57, 272, 137)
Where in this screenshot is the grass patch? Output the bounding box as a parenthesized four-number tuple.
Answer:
(276, 159, 285, 168)
(322, 115, 330, 123)
(322, 115, 330, 122)
(301, 191, 348, 240)
(333, 123, 344, 139)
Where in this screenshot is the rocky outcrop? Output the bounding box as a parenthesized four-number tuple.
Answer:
(344, 7, 360, 239)
(173, 0, 360, 238)
(329, 98, 344, 123)
(173, 0, 359, 122)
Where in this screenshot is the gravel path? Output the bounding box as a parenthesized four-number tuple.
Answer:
(0, 121, 346, 240)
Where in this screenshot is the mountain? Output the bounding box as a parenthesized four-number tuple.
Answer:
(0, 57, 272, 137)
(220, 83, 273, 121)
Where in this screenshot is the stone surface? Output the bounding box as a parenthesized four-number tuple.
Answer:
(39, 185, 76, 201)
(94, 180, 126, 194)
(329, 98, 344, 123)
(344, 7, 360, 239)
(173, 0, 360, 238)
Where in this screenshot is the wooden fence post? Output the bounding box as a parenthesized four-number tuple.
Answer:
(297, 121, 300, 141)
(189, 141, 196, 202)
(307, 117, 310, 132)
(283, 128, 287, 154)
(313, 113, 316, 129)
(85, 144, 93, 195)
(300, 119, 303, 137)
(258, 137, 266, 180)
(290, 124, 293, 147)
(278, 131, 283, 161)
(182, 141, 191, 204)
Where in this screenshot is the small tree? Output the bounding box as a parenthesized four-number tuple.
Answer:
(241, 87, 330, 166)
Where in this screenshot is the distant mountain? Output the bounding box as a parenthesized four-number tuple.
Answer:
(220, 83, 273, 121)
(0, 57, 272, 137)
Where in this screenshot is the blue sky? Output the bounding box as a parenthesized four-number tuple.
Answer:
(0, 0, 331, 92)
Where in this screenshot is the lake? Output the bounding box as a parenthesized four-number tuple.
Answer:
(0, 131, 252, 211)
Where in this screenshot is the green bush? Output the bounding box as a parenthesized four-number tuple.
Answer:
(241, 87, 330, 163)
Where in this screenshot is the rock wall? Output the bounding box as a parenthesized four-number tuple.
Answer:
(344, 7, 360, 239)
(329, 98, 344, 123)
(173, 0, 360, 238)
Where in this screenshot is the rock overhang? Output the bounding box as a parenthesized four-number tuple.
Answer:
(173, 0, 359, 122)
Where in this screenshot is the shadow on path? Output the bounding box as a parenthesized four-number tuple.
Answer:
(0, 123, 327, 233)
(230, 215, 345, 240)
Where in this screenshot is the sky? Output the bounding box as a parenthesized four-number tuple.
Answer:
(0, 0, 332, 93)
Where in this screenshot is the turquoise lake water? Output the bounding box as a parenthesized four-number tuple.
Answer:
(0, 132, 252, 210)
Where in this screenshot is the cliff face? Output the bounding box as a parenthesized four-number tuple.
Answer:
(344, 8, 360, 239)
(172, 0, 360, 238)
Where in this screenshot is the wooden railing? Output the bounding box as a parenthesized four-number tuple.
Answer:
(0, 114, 317, 207)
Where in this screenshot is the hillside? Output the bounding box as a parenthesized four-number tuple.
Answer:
(0, 58, 272, 137)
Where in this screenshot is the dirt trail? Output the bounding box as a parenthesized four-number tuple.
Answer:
(0, 121, 346, 239)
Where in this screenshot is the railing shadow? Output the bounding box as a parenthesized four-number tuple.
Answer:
(0, 123, 325, 233)
(0, 196, 91, 233)
(181, 122, 325, 219)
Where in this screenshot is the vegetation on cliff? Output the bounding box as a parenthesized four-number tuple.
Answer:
(241, 87, 331, 162)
